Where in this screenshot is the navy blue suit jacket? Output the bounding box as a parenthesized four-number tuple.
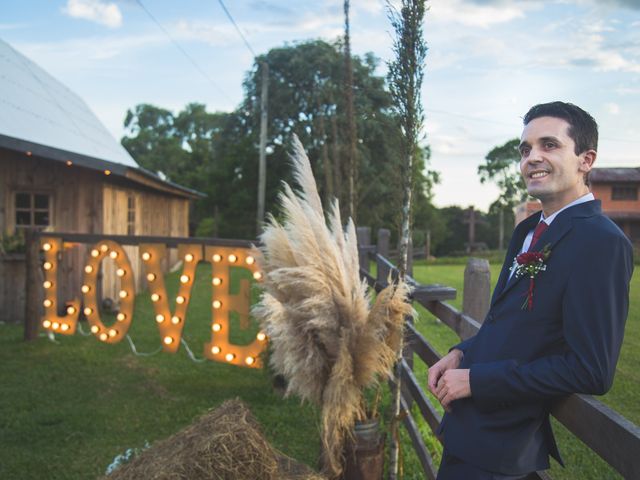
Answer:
(438, 200, 633, 475)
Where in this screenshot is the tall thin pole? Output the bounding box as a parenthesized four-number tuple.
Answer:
(257, 61, 269, 235)
(344, 0, 357, 222)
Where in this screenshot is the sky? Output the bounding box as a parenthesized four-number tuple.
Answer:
(2, 0, 640, 211)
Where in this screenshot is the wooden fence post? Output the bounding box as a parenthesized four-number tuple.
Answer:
(377, 228, 390, 258)
(462, 257, 490, 323)
(24, 229, 42, 341)
(356, 226, 371, 275)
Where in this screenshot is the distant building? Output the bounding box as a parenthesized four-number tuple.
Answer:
(513, 167, 640, 244)
(590, 167, 640, 243)
(0, 38, 203, 323)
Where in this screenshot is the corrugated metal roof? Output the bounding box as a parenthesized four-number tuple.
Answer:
(0, 37, 138, 168)
(591, 167, 640, 183)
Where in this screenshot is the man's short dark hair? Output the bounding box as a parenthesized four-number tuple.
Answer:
(523, 101, 598, 155)
(523, 101, 598, 186)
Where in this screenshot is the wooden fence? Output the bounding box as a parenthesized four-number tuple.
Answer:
(357, 233, 640, 480)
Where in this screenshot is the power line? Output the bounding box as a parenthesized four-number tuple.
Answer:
(135, 0, 230, 102)
(216, 0, 257, 58)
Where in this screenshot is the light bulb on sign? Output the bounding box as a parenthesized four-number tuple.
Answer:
(225, 353, 235, 362)
(212, 300, 222, 309)
(245, 356, 255, 366)
(81, 285, 90, 293)
(52, 322, 60, 330)
(246, 256, 255, 265)
(108, 329, 117, 338)
(180, 275, 189, 284)
(212, 277, 222, 286)
(228, 254, 237, 263)
(212, 254, 221, 262)
(84, 307, 92, 315)
(171, 316, 181, 325)
(163, 336, 173, 345)
(91, 250, 99, 258)
(146, 273, 156, 282)
(43, 243, 52, 251)
(85, 265, 93, 273)
(116, 269, 125, 277)
(116, 313, 126, 322)
(100, 244, 108, 252)
(91, 325, 99, 334)
(212, 323, 221, 332)
(257, 332, 267, 341)
(61, 324, 70, 332)
(109, 251, 118, 259)
(155, 314, 165, 323)
(185, 253, 194, 262)
(142, 252, 151, 261)
(119, 290, 127, 299)
(100, 333, 108, 341)
(66, 306, 76, 315)
(151, 293, 160, 302)
(253, 272, 263, 280)
(43, 320, 51, 328)
(43, 281, 52, 289)
(211, 346, 221, 354)
(176, 296, 185, 304)
(43, 262, 52, 270)
(43, 299, 52, 308)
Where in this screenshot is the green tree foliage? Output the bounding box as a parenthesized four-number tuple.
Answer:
(478, 138, 528, 208)
(122, 40, 436, 241)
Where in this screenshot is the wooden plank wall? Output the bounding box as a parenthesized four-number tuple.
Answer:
(0, 152, 103, 318)
(1, 151, 190, 320)
(102, 183, 189, 301)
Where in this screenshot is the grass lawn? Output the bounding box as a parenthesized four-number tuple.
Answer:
(409, 260, 638, 480)
(0, 259, 636, 479)
(0, 264, 322, 480)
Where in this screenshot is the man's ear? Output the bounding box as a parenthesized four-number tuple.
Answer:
(579, 149, 597, 173)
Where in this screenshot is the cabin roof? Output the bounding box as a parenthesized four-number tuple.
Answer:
(0, 38, 204, 199)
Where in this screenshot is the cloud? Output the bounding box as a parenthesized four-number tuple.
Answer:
(429, 0, 532, 28)
(62, 0, 123, 28)
(605, 102, 621, 114)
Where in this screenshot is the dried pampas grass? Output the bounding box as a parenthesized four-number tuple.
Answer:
(253, 135, 414, 479)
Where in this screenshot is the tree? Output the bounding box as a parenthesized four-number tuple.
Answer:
(478, 138, 528, 208)
(477, 138, 528, 249)
(386, 0, 428, 477)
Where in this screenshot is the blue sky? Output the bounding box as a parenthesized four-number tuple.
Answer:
(2, 0, 640, 210)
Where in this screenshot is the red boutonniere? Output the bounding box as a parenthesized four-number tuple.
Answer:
(511, 244, 551, 311)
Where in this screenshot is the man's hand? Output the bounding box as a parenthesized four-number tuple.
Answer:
(435, 369, 471, 412)
(428, 348, 463, 396)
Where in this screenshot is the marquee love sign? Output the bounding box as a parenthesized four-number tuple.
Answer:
(38, 237, 266, 368)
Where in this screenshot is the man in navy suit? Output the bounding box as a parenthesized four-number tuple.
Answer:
(428, 101, 633, 479)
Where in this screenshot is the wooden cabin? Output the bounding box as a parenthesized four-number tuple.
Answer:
(0, 38, 203, 323)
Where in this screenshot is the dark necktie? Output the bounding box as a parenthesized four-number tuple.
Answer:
(528, 222, 548, 251)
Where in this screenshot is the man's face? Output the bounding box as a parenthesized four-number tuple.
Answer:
(519, 116, 595, 210)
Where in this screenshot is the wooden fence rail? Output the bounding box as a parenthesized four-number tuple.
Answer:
(358, 243, 640, 480)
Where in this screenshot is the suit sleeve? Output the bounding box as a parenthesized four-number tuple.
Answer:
(469, 234, 633, 412)
(450, 335, 476, 355)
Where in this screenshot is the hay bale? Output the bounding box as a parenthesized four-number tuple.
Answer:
(103, 398, 324, 480)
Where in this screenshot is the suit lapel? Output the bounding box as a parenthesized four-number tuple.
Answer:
(491, 212, 540, 306)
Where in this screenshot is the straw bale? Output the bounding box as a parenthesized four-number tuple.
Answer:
(102, 398, 324, 480)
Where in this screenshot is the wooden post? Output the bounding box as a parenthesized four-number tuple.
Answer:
(462, 257, 490, 323)
(377, 228, 390, 258)
(24, 229, 42, 341)
(356, 226, 371, 275)
(425, 229, 431, 260)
